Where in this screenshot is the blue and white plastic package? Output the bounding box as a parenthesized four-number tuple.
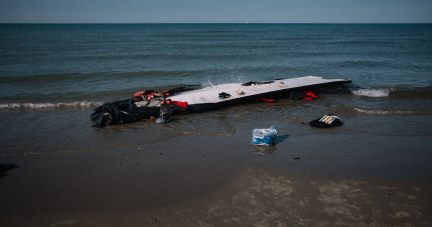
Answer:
(251, 126, 278, 146)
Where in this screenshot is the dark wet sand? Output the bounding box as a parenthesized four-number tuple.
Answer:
(1, 131, 432, 226)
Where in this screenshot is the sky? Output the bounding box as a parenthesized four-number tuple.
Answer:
(0, 0, 431, 23)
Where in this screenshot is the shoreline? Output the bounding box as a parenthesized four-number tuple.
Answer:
(1, 132, 432, 226)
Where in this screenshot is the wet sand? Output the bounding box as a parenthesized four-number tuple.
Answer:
(1, 130, 432, 226)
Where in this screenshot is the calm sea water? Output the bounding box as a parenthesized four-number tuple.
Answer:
(1, 24, 432, 155)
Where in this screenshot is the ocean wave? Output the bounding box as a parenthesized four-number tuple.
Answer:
(351, 86, 432, 99)
(333, 60, 388, 68)
(0, 70, 206, 84)
(351, 88, 391, 97)
(0, 73, 82, 84)
(0, 101, 103, 109)
(389, 86, 432, 99)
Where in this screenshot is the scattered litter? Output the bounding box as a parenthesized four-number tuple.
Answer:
(279, 81, 284, 84)
(218, 92, 231, 99)
(251, 126, 278, 146)
(235, 89, 245, 95)
(309, 114, 343, 128)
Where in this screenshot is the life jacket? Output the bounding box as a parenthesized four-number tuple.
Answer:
(133, 90, 155, 101)
(254, 97, 275, 102)
(301, 91, 317, 100)
(261, 98, 275, 102)
(161, 100, 188, 109)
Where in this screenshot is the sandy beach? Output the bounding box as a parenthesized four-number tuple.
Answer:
(1, 128, 432, 226)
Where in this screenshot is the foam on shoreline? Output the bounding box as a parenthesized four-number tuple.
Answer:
(352, 88, 391, 97)
(0, 101, 104, 109)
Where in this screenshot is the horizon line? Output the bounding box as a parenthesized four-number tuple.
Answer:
(1, 22, 431, 25)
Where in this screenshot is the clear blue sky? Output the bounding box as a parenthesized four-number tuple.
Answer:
(1, 0, 431, 23)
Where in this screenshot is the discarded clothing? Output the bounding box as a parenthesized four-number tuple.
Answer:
(218, 92, 231, 99)
(309, 114, 343, 128)
(251, 126, 278, 146)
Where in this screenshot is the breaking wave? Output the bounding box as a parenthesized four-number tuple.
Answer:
(351, 88, 391, 97)
(0, 101, 103, 109)
(351, 86, 432, 99)
(200, 75, 247, 89)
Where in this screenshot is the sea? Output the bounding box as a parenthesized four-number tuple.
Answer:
(1, 23, 432, 155)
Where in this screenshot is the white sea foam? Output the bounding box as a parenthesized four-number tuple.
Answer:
(0, 101, 103, 109)
(352, 88, 391, 97)
(201, 80, 216, 88)
(353, 107, 413, 115)
(200, 75, 247, 89)
(200, 80, 242, 90)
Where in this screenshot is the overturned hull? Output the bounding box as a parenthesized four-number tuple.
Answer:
(90, 76, 351, 127)
(185, 77, 351, 112)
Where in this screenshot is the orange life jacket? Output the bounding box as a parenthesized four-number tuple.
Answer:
(133, 90, 155, 100)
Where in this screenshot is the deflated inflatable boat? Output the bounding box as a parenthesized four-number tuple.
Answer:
(90, 76, 351, 127)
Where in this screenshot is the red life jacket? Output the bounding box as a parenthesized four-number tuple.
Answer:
(301, 91, 317, 100)
(253, 97, 275, 102)
(261, 98, 275, 102)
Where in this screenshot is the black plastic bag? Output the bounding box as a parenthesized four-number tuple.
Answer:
(309, 114, 343, 128)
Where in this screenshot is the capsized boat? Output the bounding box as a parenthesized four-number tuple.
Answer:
(90, 76, 351, 127)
